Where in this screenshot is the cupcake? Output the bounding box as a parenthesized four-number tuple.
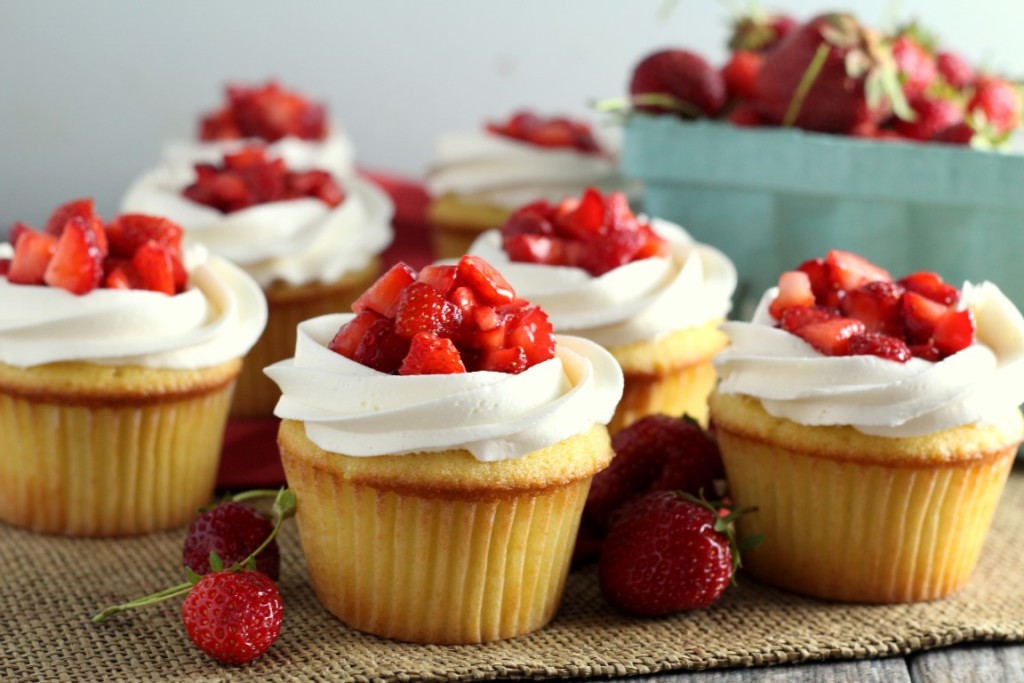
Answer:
(425, 110, 631, 259)
(265, 255, 623, 643)
(466, 187, 736, 432)
(121, 144, 393, 417)
(161, 79, 355, 181)
(0, 199, 266, 536)
(710, 249, 1024, 602)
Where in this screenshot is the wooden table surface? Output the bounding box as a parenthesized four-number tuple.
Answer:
(584, 643, 1024, 682)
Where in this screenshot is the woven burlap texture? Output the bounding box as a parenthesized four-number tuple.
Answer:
(3, 468, 1023, 683)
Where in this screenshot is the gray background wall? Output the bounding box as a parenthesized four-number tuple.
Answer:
(2, 0, 1022, 230)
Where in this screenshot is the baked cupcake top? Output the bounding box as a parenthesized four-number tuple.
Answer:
(466, 187, 736, 348)
(265, 255, 623, 461)
(0, 199, 266, 369)
(426, 110, 630, 209)
(120, 145, 393, 289)
(714, 249, 1024, 437)
(161, 80, 354, 181)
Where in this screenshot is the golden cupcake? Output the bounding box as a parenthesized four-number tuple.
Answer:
(466, 186, 736, 432)
(0, 200, 266, 536)
(426, 110, 630, 259)
(711, 249, 1024, 602)
(121, 144, 392, 418)
(265, 255, 623, 643)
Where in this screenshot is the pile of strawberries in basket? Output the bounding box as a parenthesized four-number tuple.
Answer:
(629, 10, 1022, 145)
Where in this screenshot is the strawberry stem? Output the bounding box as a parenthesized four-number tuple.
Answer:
(592, 94, 704, 119)
(782, 42, 831, 127)
(91, 488, 296, 624)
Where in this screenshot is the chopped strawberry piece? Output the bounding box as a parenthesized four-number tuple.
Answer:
(415, 264, 458, 295)
(506, 304, 556, 366)
(840, 281, 905, 337)
(328, 310, 385, 359)
(353, 318, 410, 374)
(846, 332, 912, 363)
(502, 206, 555, 238)
(578, 227, 646, 276)
(778, 305, 840, 334)
(477, 346, 528, 374)
(7, 229, 57, 285)
(909, 343, 942, 362)
(43, 198, 95, 236)
(43, 216, 104, 295)
(898, 271, 959, 306)
(933, 308, 975, 357)
(103, 264, 134, 290)
(394, 282, 463, 338)
(900, 291, 948, 345)
(769, 270, 815, 319)
(447, 285, 479, 316)
(503, 234, 565, 265)
(796, 257, 841, 308)
(825, 249, 892, 292)
(456, 255, 515, 305)
(9, 221, 33, 248)
(130, 241, 176, 295)
(634, 225, 672, 260)
(793, 317, 866, 356)
(352, 262, 417, 317)
(106, 214, 183, 258)
(556, 187, 606, 240)
(398, 333, 466, 375)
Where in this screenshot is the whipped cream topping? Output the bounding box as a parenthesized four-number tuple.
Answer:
(714, 282, 1024, 437)
(0, 246, 267, 369)
(426, 129, 630, 209)
(120, 168, 393, 289)
(265, 314, 624, 462)
(161, 130, 355, 182)
(466, 219, 736, 348)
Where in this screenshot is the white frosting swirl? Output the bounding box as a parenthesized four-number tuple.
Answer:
(264, 314, 624, 462)
(120, 166, 393, 289)
(160, 131, 355, 182)
(0, 246, 267, 370)
(466, 219, 736, 348)
(714, 282, 1024, 437)
(426, 129, 631, 209)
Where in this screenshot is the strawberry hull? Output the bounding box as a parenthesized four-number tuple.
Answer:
(623, 116, 1024, 316)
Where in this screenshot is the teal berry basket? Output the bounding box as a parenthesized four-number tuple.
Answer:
(622, 115, 1024, 319)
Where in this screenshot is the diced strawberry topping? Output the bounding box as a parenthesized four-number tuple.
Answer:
(199, 81, 328, 142)
(183, 146, 344, 213)
(768, 271, 815, 319)
(329, 256, 556, 376)
(7, 230, 58, 285)
(499, 188, 668, 277)
(43, 216, 104, 295)
(485, 111, 601, 154)
(399, 333, 467, 375)
(6, 199, 189, 296)
(825, 249, 892, 291)
(455, 255, 515, 305)
(771, 251, 975, 364)
(898, 271, 960, 306)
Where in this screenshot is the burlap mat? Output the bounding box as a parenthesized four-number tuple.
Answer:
(3, 467, 1023, 683)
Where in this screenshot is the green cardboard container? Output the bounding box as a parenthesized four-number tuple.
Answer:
(623, 115, 1024, 317)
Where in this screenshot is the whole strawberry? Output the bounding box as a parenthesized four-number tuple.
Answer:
(598, 491, 746, 616)
(629, 49, 726, 118)
(183, 501, 280, 580)
(585, 414, 724, 531)
(968, 76, 1022, 136)
(182, 569, 283, 665)
(755, 13, 903, 133)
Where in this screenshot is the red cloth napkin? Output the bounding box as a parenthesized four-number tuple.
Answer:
(216, 170, 433, 490)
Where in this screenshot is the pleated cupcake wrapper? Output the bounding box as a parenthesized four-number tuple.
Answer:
(610, 359, 717, 433)
(718, 430, 1017, 603)
(232, 279, 372, 418)
(0, 382, 236, 536)
(282, 448, 590, 645)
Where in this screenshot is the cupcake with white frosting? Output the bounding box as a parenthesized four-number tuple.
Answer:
(0, 199, 266, 536)
(122, 141, 393, 417)
(467, 187, 736, 432)
(426, 110, 632, 259)
(710, 249, 1024, 603)
(265, 255, 623, 644)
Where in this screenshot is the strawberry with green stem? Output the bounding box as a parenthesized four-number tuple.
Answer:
(93, 489, 296, 665)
